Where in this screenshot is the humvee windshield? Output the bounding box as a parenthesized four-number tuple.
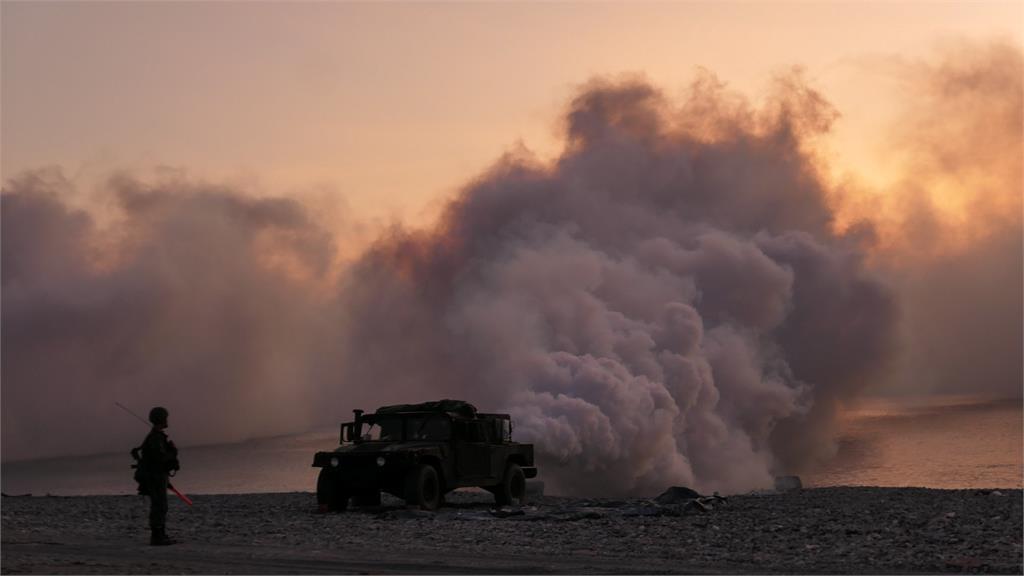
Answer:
(407, 414, 451, 440)
(361, 417, 404, 441)
(359, 414, 452, 442)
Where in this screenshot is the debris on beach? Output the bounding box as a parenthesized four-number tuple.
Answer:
(773, 476, 803, 492)
(653, 486, 729, 513)
(488, 508, 526, 518)
(654, 486, 701, 504)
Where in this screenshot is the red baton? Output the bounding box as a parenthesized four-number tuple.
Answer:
(168, 483, 193, 506)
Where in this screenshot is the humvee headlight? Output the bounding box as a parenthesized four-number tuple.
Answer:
(376, 456, 386, 467)
(330, 457, 340, 468)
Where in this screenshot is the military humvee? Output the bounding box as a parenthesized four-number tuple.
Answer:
(312, 400, 537, 511)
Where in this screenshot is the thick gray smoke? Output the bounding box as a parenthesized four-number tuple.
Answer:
(2, 79, 899, 494)
(1, 170, 348, 460)
(864, 40, 1023, 399)
(335, 76, 897, 495)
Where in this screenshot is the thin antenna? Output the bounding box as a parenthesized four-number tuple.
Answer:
(115, 401, 151, 428)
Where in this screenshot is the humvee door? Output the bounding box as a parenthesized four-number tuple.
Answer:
(455, 420, 491, 479)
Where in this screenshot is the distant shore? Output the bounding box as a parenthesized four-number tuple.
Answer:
(2, 487, 1021, 574)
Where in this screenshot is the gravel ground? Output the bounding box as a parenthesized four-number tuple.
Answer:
(2, 487, 1021, 574)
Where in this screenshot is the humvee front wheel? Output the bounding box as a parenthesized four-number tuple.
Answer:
(316, 468, 349, 512)
(404, 464, 441, 511)
(494, 462, 526, 506)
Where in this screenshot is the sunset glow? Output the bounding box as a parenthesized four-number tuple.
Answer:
(4, 3, 1020, 226)
(2, 1, 1021, 494)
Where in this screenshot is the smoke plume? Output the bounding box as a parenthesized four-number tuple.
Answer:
(2, 41, 1018, 497)
(833, 39, 1023, 399)
(2, 170, 349, 460)
(334, 74, 896, 495)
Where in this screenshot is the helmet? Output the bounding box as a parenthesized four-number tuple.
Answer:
(148, 406, 169, 425)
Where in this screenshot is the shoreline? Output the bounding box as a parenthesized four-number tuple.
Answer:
(3, 487, 1022, 574)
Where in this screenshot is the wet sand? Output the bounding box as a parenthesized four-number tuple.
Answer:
(2, 487, 1021, 574)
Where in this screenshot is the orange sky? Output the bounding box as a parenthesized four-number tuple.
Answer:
(2, 2, 1021, 226)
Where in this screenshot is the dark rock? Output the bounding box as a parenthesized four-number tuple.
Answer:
(686, 499, 712, 513)
(489, 508, 525, 518)
(774, 476, 803, 492)
(655, 486, 701, 504)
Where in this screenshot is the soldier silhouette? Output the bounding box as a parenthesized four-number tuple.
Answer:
(131, 406, 180, 545)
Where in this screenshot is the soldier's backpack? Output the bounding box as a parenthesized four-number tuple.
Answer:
(130, 446, 149, 495)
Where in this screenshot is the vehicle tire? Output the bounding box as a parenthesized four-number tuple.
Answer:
(494, 462, 526, 506)
(353, 489, 381, 507)
(316, 468, 349, 512)
(404, 464, 441, 511)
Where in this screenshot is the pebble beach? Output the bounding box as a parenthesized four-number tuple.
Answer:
(2, 487, 1021, 574)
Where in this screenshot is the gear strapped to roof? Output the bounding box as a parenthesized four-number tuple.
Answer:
(374, 399, 478, 418)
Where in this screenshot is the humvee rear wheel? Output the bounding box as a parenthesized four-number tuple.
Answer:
(404, 464, 441, 511)
(494, 462, 526, 506)
(316, 468, 349, 512)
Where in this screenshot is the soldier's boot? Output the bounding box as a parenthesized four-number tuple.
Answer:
(150, 529, 177, 546)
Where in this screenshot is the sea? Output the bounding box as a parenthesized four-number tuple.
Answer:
(2, 396, 1021, 496)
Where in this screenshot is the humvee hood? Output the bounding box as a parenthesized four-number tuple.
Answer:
(334, 441, 444, 454)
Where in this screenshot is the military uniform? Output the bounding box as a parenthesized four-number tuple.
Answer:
(133, 408, 179, 546)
